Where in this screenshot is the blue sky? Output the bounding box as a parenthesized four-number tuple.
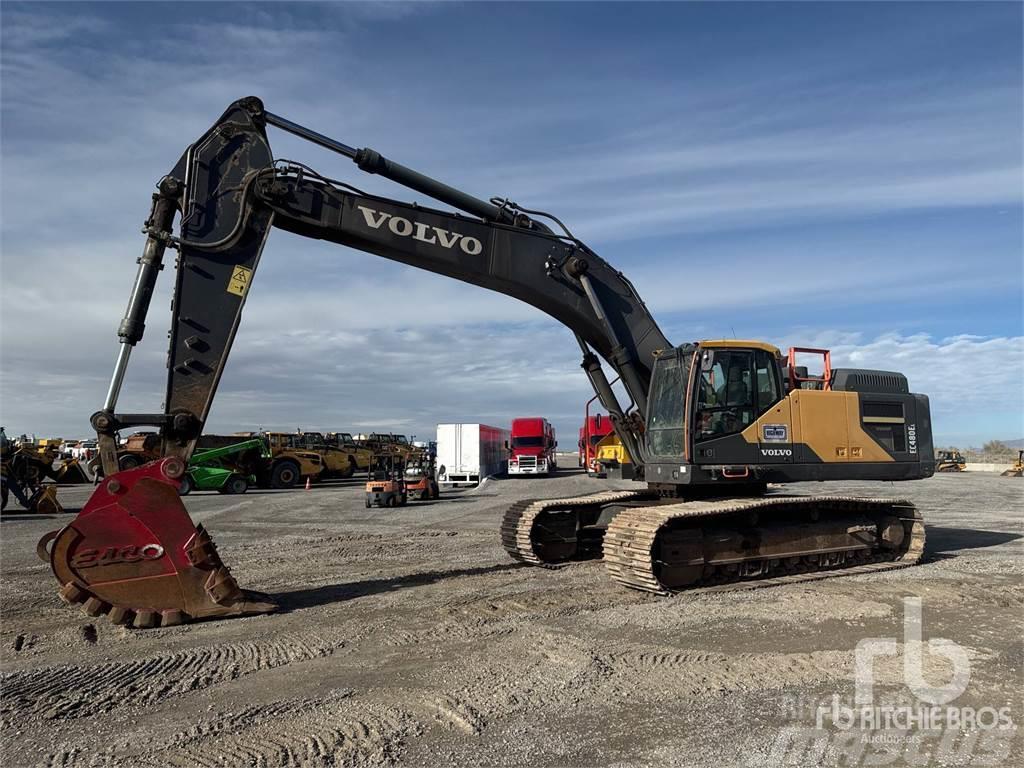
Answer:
(1, 1, 1021, 447)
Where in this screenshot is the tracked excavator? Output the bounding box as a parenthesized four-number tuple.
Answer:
(37, 98, 934, 628)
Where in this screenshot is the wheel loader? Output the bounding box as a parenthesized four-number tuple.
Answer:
(296, 431, 367, 479)
(37, 98, 934, 629)
(115, 431, 163, 470)
(358, 433, 415, 460)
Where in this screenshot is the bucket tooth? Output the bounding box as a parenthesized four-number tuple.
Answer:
(82, 596, 110, 617)
(59, 582, 86, 604)
(205, 567, 242, 603)
(133, 610, 158, 629)
(161, 609, 185, 627)
(108, 606, 132, 626)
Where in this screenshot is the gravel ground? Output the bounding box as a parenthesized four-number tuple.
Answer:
(1, 470, 1021, 767)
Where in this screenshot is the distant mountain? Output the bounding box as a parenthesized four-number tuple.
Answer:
(1003, 439, 1024, 449)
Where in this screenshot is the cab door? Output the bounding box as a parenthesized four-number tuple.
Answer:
(752, 349, 793, 464)
(692, 348, 760, 465)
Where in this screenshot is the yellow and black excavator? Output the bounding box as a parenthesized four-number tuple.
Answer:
(37, 98, 934, 628)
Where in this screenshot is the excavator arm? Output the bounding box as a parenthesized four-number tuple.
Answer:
(96, 97, 669, 476)
(37, 97, 674, 628)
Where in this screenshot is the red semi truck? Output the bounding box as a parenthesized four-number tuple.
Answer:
(507, 417, 557, 476)
(578, 413, 614, 474)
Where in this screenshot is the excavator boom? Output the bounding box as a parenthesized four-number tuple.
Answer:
(109, 98, 667, 470)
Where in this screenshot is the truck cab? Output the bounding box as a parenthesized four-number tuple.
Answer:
(508, 417, 557, 475)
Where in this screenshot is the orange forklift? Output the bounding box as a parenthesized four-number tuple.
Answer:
(404, 450, 440, 501)
(365, 453, 407, 508)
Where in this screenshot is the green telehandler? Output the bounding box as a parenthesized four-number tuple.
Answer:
(179, 438, 268, 495)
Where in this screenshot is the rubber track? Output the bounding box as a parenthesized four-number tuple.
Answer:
(602, 495, 925, 595)
(500, 489, 655, 566)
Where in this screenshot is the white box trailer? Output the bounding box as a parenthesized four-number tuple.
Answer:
(436, 423, 509, 487)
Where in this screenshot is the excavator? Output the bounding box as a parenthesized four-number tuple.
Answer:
(36, 98, 934, 628)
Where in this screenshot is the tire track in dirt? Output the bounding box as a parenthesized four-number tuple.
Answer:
(420, 694, 486, 736)
(407, 633, 853, 734)
(38, 692, 418, 768)
(597, 647, 847, 695)
(596, 642, 986, 698)
(154, 709, 413, 768)
(378, 619, 515, 648)
(2, 633, 337, 723)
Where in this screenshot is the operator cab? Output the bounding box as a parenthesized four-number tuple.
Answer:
(646, 341, 785, 461)
(645, 340, 932, 487)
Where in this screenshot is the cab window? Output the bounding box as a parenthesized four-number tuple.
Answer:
(754, 350, 781, 415)
(646, 351, 690, 458)
(696, 350, 755, 441)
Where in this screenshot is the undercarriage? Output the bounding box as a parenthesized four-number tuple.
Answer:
(501, 490, 925, 594)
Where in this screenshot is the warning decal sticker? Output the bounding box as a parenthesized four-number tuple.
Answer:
(226, 265, 253, 298)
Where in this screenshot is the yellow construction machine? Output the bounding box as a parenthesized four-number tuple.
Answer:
(1, 430, 63, 514)
(935, 450, 967, 473)
(254, 432, 325, 488)
(1002, 450, 1023, 477)
(593, 432, 634, 480)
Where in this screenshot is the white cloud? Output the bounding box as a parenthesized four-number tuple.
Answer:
(1, 4, 1020, 449)
(786, 331, 1024, 445)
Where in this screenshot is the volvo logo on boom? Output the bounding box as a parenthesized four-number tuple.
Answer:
(761, 448, 792, 457)
(356, 205, 483, 256)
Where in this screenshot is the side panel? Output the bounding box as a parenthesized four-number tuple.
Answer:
(480, 424, 497, 477)
(692, 432, 760, 465)
(791, 390, 893, 463)
(435, 424, 458, 477)
(741, 397, 795, 463)
(464, 424, 481, 475)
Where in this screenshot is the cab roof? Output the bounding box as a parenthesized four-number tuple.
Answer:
(698, 339, 782, 355)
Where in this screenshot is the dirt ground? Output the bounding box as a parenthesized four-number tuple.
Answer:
(2, 469, 1021, 767)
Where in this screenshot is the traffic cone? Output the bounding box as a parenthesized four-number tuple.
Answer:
(304, 477, 311, 491)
